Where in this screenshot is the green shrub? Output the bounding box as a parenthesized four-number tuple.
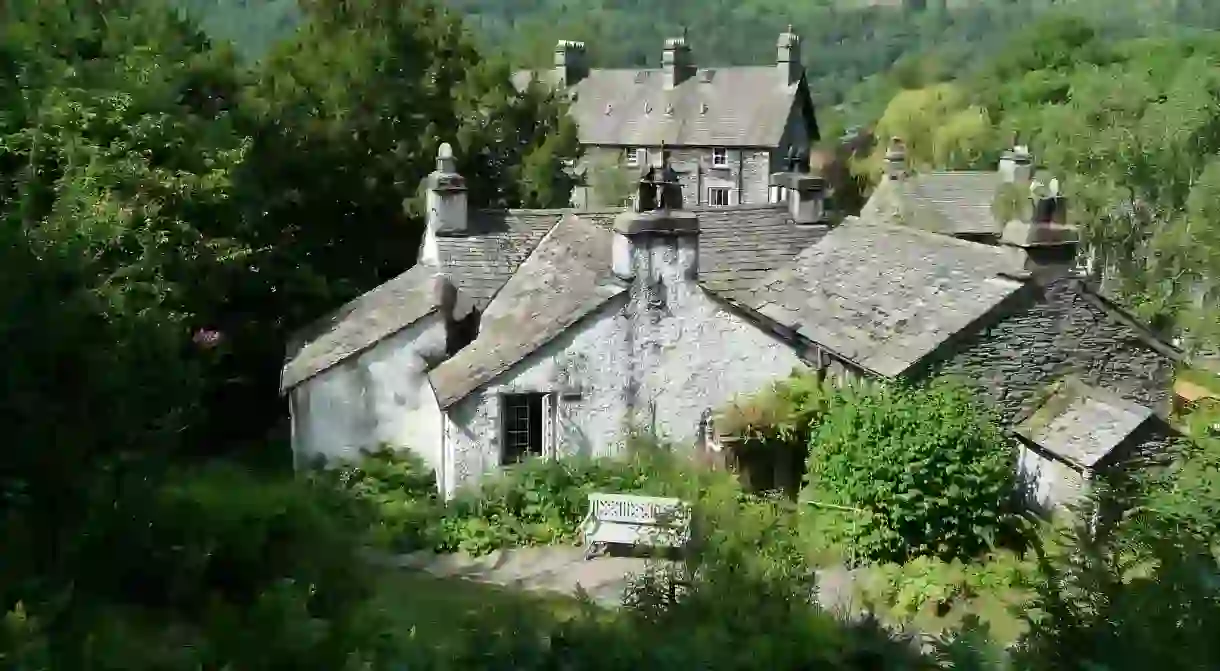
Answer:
(401, 489, 931, 670)
(320, 441, 727, 556)
(8, 462, 390, 669)
(855, 552, 1035, 631)
(804, 380, 1023, 563)
(308, 446, 444, 552)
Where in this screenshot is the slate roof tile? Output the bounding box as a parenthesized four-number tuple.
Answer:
(281, 265, 455, 391)
(1017, 377, 1154, 469)
(430, 215, 626, 409)
(864, 171, 1005, 237)
(514, 67, 807, 147)
(434, 210, 570, 308)
(736, 216, 1029, 377)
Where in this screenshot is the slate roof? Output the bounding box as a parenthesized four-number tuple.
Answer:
(863, 171, 1005, 237)
(429, 215, 627, 409)
(281, 265, 455, 391)
(514, 67, 809, 147)
(693, 205, 830, 300)
(735, 217, 1029, 377)
(434, 210, 575, 309)
(1016, 377, 1155, 469)
(435, 203, 825, 312)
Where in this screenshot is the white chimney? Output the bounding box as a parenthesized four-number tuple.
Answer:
(612, 162, 699, 282)
(770, 150, 826, 224)
(776, 25, 802, 86)
(662, 34, 693, 89)
(999, 144, 1033, 183)
(418, 143, 467, 266)
(883, 137, 907, 181)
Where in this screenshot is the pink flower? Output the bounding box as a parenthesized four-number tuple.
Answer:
(192, 328, 223, 349)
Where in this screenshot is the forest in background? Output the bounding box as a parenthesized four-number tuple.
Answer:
(178, 0, 1220, 130)
(5, 0, 1220, 668)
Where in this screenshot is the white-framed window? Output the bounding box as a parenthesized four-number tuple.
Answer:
(625, 147, 646, 167)
(711, 147, 728, 167)
(708, 187, 730, 206)
(501, 392, 553, 465)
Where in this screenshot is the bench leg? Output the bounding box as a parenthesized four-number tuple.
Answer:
(582, 541, 601, 561)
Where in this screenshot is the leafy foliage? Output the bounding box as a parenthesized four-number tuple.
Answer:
(857, 16, 1220, 350)
(319, 441, 743, 556)
(804, 380, 1023, 564)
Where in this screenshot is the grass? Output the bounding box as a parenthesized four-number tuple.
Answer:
(1177, 365, 1220, 395)
(364, 568, 596, 655)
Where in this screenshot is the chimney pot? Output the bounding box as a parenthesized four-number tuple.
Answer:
(662, 33, 693, 89)
(771, 170, 826, 224)
(554, 39, 588, 87)
(425, 142, 468, 237)
(883, 137, 907, 180)
(776, 26, 802, 86)
(999, 143, 1033, 183)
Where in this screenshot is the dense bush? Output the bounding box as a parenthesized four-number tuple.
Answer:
(716, 372, 844, 494)
(395, 482, 929, 671)
(804, 380, 1023, 564)
(2, 464, 390, 669)
(319, 441, 723, 556)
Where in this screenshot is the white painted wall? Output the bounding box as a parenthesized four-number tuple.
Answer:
(442, 230, 807, 498)
(1017, 445, 1087, 512)
(291, 314, 448, 485)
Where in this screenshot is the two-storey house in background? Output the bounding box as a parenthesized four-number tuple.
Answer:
(512, 27, 820, 208)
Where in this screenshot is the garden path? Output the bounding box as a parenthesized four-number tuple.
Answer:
(369, 546, 863, 613)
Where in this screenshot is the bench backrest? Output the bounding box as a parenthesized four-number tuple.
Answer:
(589, 493, 690, 527)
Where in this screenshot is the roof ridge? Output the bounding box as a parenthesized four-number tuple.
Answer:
(1072, 280, 1185, 363)
(847, 214, 1024, 261)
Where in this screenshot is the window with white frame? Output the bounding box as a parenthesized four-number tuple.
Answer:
(625, 147, 646, 167)
(711, 147, 728, 167)
(501, 393, 550, 465)
(708, 187, 730, 206)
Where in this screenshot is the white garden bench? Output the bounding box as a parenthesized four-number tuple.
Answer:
(579, 493, 691, 560)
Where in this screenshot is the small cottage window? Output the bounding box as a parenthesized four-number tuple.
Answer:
(501, 393, 550, 464)
(712, 147, 728, 167)
(708, 187, 730, 206)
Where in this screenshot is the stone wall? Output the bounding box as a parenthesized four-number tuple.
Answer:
(578, 145, 781, 208)
(921, 277, 1177, 424)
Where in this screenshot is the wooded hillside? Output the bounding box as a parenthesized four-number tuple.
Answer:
(178, 0, 1220, 121)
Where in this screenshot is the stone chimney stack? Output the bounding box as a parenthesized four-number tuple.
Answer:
(770, 147, 826, 224)
(554, 40, 588, 88)
(612, 157, 699, 284)
(419, 143, 468, 265)
(883, 137, 908, 181)
(662, 32, 694, 90)
(999, 143, 1033, 183)
(1000, 176, 1080, 275)
(777, 25, 802, 86)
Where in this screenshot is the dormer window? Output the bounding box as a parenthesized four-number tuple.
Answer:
(712, 147, 728, 167)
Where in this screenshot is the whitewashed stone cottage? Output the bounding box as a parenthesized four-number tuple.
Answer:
(283, 141, 1180, 508)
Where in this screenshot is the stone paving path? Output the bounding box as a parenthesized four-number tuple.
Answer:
(370, 546, 655, 606)
(369, 545, 866, 613)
